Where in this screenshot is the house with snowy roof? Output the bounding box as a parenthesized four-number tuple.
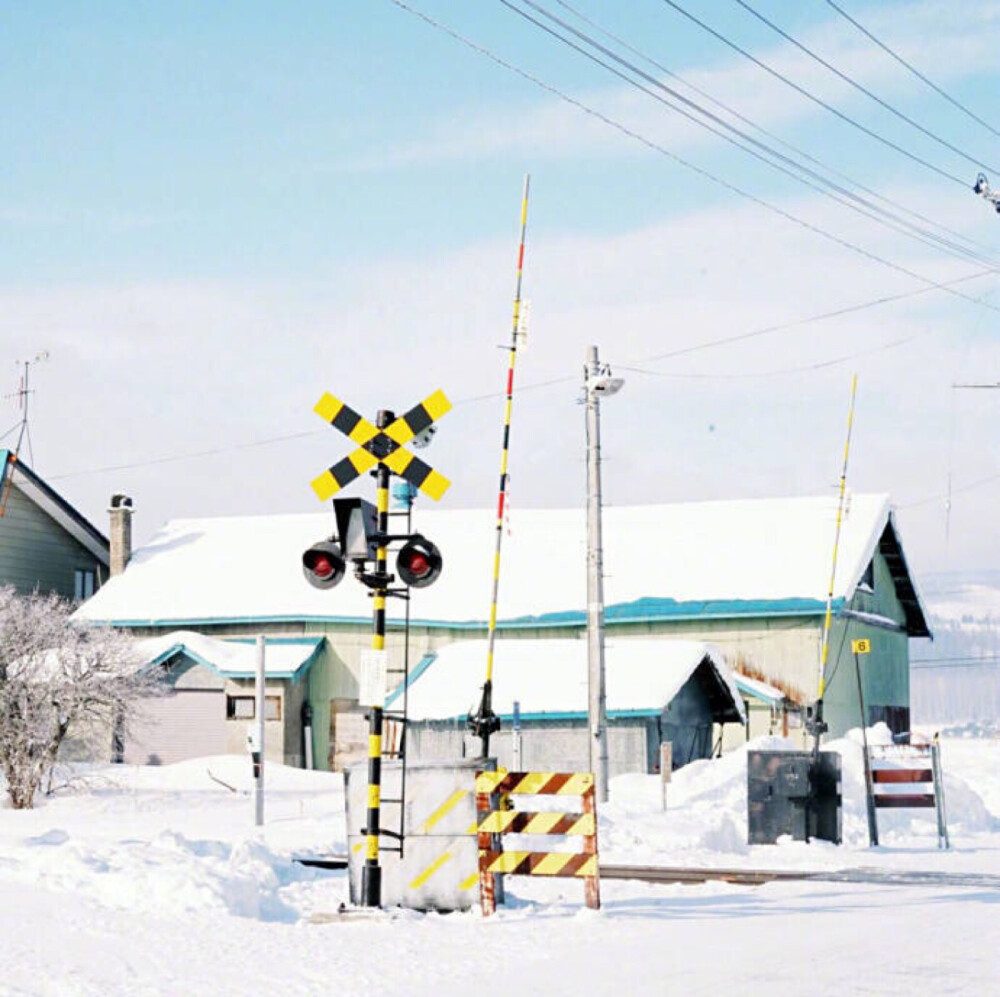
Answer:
(73, 491, 929, 772)
(389, 638, 747, 775)
(0, 450, 109, 600)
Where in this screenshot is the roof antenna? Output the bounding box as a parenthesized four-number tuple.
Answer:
(1, 351, 50, 465)
(0, 351, 49, 517)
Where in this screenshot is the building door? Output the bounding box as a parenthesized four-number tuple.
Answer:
(329, 699, 368, 772)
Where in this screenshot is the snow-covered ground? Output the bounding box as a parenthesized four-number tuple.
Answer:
(1, 725, 998, 996)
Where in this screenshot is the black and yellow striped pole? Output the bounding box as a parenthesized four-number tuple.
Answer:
(811, 374, 858, 760)
(307, 392, 452, 909)
(361, 408, 393, 908)
(470, 173, 530, 757)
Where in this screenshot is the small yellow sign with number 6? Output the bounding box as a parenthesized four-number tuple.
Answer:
(852, 638, 871, 654)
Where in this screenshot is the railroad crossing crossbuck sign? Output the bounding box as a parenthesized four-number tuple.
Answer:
(310, 389, 452, 501)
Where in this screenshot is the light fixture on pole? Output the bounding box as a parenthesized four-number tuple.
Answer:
(584, 344, 622, 805)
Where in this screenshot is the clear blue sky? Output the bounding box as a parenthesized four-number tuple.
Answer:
(3, 1, 1000, 579)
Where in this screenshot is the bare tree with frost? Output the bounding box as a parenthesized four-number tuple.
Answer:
(0, 585, 154, 809)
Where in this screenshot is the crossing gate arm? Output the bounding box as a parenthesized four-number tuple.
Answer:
(475, 770, 600, 916)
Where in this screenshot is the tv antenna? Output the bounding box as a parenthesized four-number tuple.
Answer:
(1, 351, 50, 465)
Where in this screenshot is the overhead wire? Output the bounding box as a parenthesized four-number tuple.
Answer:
(40, 3, 1000, 484)
(551, 0, 1000, 264)
(506, 0, 1000, 270)
(618, 329, 925, 380)
(426, 0, 1000, 309)
(821, 0, 1000, 142)
(911, 654, 1000, 667)
(45, 268, 1000, 484)
(657, 0, 971, 187)
(732, 0, 1000, 174)
(620, 270, 994, 365)
(900, 468, 1000, 510)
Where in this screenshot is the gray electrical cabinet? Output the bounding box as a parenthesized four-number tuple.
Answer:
(747, 750, 842, 845)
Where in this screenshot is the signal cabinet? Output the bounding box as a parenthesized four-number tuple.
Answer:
(747, 750, 841, 844)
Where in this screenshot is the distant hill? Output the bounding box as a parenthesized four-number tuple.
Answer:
(910, 571, 1000, 726)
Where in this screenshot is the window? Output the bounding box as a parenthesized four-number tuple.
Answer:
(226, 696, 282, 721)
(74, 569, 95, 602)
(858, 560, 875, 592)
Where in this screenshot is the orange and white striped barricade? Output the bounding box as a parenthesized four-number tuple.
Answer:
(474, 770, 600, 916)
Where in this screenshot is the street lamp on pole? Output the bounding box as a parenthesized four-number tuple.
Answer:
(584, 345, 623, 805)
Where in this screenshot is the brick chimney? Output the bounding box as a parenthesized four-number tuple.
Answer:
(108, 493, 134, 577)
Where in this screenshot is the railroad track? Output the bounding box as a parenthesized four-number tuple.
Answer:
(601, 864, 1000, 889)
(600, 864, 810, 886)
(296, 857, 1000, 890)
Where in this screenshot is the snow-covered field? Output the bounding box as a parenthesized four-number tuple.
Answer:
(1, 725, 998, 996)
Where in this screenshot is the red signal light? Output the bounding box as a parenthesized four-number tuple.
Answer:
(404, 552, 430, 578)
(396, 537, 442, 588)
(302, 540, 346, 589)
(310, 553, 336, 579)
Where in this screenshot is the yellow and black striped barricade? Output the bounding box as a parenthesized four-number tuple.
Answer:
(474, 770, 600, 916)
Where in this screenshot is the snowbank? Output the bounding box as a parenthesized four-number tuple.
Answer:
(0, 731, 997, 995)
(0, 727, 996, 928)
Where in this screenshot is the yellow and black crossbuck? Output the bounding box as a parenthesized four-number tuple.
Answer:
(311, 389, 451, 502)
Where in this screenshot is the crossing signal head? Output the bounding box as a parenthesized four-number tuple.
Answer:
(396, 536, 442, 588)
(302, 540, 346, 589)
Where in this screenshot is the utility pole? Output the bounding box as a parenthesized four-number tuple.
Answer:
(584, 345, 623, 804)
(253, 635, 265, 827)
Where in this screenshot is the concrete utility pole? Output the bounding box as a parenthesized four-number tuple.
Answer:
(584, 345, 623, 804)
(253, 635, 265, 827)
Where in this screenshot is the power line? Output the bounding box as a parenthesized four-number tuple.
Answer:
(506, 0, 1000, 270)
(912, 655, 1000, 668)
(658, 0, 970, 187)
(398, 0, 1000, 311)
(551, 0, 1000, 265)
(733, 0, 999, 174)
(619, 329, 924, 380)
(44, 376, 581, 482)
(37, 5, 1000, 484)
(46, 271, 999, 483)
(900, 468, 1000, 510)
(619, 269, 995, 366)
(46, 429, 318, 481)
(821, 0, 1000, 142)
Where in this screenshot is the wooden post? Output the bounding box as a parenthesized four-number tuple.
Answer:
(476, 786, 496, 916)
(660, 742, 672, 812)
(582, 782, 601, 910)
(931, 738, 950, 850)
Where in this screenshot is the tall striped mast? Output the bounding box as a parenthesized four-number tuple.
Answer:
(812, 373, 858, 754)
(470, 173, 531, 758)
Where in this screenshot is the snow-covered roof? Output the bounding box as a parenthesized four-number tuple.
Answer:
(72, 493, 927, 633)
(386, 638, 746, 724)
(135, 631, 323, 681)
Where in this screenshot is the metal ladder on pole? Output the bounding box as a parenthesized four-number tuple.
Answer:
(376, 504, 414, 857)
